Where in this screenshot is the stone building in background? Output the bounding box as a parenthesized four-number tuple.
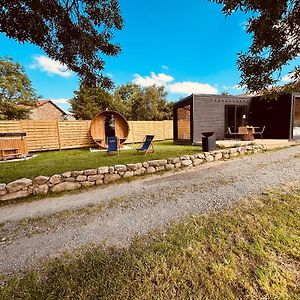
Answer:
(30, 100, 67, 120)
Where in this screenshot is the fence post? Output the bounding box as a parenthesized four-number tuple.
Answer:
(57, 121, 62, 150)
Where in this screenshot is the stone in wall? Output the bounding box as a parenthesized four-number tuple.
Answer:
(146, 166, 156, 174)
(62, 172, 72, 178)
(104, 173, 121, 184)
(98, 166, 109, 174)
(205, 155, 214, 162)
(49, 174, 62, 185)
(165, 164, 175, 170)
(192, 159, 203, 166)
(88, 175, 103, 182)
(81, 181, 95, 188)
(108, 166, 115, 174)
(142, 162, 149, 168)
(134, 168, 146, 176)
(6, 178, 32, 193)
(51, 182, 81, 193)
(72, 170, 84, 177)
(76, 175, 87, 182)
(181, 160, 193, 167)
(214, 152, 223, 161)
(0, 183, 7, 196)
(33, 176, 49, 185)
(126, 164, 138, 171)
(84, 169, 97, 176)
(33, 184, 49, 195)
(123, 171, 134, 178)
(156, 166, 165, 172)
(148, 159, 167, 167)
(0, 189, 30, 201)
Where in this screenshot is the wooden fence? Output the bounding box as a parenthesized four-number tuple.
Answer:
(0, 120, 173, 152)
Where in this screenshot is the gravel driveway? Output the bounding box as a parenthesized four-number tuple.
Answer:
(0, 145, 299, 275)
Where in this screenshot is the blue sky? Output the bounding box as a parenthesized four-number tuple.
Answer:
(0, 0, 298, 113)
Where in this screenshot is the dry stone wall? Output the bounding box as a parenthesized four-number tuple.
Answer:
(0, 145, 266, 201)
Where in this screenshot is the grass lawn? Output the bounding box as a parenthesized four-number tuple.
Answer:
(0, 140, 201, 184)
(1, 185, 299, 299)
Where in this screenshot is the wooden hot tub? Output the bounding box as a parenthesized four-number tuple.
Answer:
(0, 132, 28, 160)
(90, 111, 130, 149)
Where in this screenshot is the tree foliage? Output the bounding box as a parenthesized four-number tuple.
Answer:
(70, 83, 173, 120)
(69, 85, 114, 119)
(0, 57, 37, 120)
(0, 1, 123, 88)
(210, 0, 300, 93)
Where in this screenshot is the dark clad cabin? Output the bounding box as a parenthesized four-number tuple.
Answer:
(173, 92, 300, 144)
(173, 94, 251, 144)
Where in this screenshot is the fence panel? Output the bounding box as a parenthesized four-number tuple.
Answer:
(0, 120, 173, 152)
(20, 120, 60, 151)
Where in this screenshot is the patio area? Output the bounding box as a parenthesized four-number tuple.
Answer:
(217, 139, 298, 149)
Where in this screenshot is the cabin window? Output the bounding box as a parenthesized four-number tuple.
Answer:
(225, 105, 247, 137)
(177, 105, 191, 140)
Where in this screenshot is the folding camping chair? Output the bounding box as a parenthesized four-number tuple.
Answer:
(136, 135, 154, 155)
(107, 136, 120, 156)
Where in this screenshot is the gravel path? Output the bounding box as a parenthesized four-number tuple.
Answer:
(0, 145, 299, 275)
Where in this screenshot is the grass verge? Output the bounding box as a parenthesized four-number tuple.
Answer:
(1, 184, 299, 299)
(0, 141, 201, 184)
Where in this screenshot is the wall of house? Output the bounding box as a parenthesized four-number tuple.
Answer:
(192, 95, 251, 142)
(30, 103, 65, 120)
(248, 94, 292, 139)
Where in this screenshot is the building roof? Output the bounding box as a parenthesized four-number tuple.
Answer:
(37, 100, 67, 115)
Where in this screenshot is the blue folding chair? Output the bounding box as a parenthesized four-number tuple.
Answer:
(107, 136, 120, 156)
(136, 135, 154, 155)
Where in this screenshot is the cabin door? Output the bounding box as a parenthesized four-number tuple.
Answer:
(225, 105, 247, 137)
(105, 114, 116, 141)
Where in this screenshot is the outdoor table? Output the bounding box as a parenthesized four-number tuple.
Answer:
(238, 126, 255, 141)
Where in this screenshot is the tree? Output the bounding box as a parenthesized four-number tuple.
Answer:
(70, 85, 115, 119)
(114, 84, 173, 120)
(71, 83, 173, 120)
(210, 0, 300, 93)
(113, 83, 141, 119)
(0, 1, 123, 88)
(0, 57, 37, 120)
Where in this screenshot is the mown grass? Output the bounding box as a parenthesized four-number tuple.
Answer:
(0, 141, 201, 183)
(1, 185, 299, 299)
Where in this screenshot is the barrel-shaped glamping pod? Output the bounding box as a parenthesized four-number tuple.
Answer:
(90, 110, 130, 149)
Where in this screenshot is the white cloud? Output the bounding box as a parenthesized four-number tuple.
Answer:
(50, 98, 70, 104)
(132, 72, 218, 95)
(168, 82, 218, 94)
(31, 55, 73, 78)
(162, 65, 169, 70)
(133, 72, 174, 87)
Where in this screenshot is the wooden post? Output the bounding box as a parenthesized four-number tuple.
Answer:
(57, 121, 62, 150)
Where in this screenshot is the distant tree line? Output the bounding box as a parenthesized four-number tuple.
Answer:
(70, 83, 173, 121)
(0, 57, 173, 121)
